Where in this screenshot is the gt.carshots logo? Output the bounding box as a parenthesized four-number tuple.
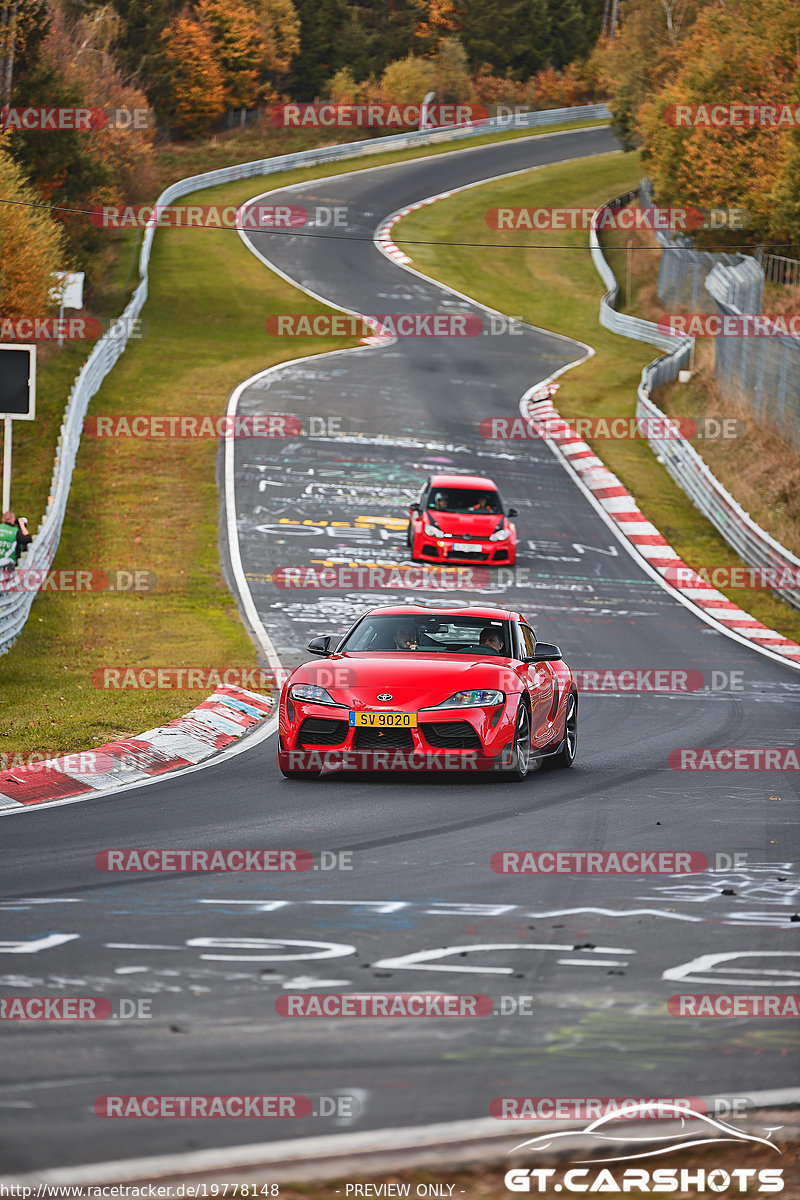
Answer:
(503, 1102, 784, 1192)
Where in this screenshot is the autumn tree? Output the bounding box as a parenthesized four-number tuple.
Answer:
(638, 0, 800, 245)
(150, 13, 226, 136)
(414, 0, 462, 56)
(0, 137, 67, 318)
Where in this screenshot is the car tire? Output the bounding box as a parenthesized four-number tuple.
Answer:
(406, 522, 413, 547)
(549, 691, 577, 768)
(505, 701, 532, 781)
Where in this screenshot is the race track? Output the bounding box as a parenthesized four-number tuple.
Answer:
(1, 125, 798, 1176)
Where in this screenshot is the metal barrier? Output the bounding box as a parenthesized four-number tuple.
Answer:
(641, 178, 800, 450)
(0, 104, 610, 657)
(589, 188, 800, 613)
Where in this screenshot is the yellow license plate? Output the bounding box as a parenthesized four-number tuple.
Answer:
(349, 711, 418, 727)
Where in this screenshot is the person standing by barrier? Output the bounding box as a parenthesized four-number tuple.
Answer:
(0, 511, 31, 568)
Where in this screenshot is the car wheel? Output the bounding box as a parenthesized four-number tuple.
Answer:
(505, 701, 532, 781)
(406, 522, 413, 548)
(550, 692, 577, 768)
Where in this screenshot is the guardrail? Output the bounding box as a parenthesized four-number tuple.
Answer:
(0, 103, 610, 657)
(590, 189, 800, 613)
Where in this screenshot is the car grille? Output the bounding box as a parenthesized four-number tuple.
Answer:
(493, 549, 509, 561)
(353, 727, 415, 749)
(298, 717, 349, 746)
(447, 549, 489, 560)
(422, 721, 483, 750)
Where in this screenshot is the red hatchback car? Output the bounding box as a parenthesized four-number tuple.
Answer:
(407, 474, 517, 566)
(277, 604, 577, 780)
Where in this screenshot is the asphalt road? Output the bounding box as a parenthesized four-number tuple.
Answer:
(1, 126, 798, 1177)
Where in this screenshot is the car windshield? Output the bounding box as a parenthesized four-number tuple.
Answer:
(427, 488, 501, 514)
(341, 615, 511, 655)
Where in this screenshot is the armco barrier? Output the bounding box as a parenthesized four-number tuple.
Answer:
(590, 189, 800, 614)
(0, 103, 609, 658)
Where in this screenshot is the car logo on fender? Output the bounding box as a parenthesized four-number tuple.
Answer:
(377, 693, 393, 701)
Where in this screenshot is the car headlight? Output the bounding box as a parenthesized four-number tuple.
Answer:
(290, 683, 340, 705)
(424, 523, 451, 538)
(489, 527, 511, 542)
(425, 689, 504, 708)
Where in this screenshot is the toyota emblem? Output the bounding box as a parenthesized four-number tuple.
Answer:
(377, 693, 393, 701)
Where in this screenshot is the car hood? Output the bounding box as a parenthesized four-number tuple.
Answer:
(424, 511, 503, 536)
(289, 652, 520, 708)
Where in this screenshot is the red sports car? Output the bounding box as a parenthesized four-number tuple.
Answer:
(277, 604, 577, 780)
(407, 474, 517, 566)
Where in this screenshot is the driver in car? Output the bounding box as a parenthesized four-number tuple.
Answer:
(393, 620, 418, 649)
(479, 627, 503, 653)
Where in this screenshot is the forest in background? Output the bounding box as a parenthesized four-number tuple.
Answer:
(1, 0, 799, 315)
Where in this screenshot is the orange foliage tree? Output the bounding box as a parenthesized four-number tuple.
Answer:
(154, 14, 227, 137)
(0, 136, 67, 319)
(638, 0, 800, 245)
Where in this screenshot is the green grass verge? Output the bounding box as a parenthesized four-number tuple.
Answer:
(0, 120, 610, 761)
(391, 150, 800, 644)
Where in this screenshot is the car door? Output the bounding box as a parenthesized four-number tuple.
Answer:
(518, 623, 556, 747)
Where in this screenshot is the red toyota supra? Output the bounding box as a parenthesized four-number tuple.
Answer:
(407, 474, 517, 566)
(277, 604, 577, 780)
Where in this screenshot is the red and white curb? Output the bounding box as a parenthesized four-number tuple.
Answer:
(375, 192, 453, 266)
(524, 395, 800, 665)
(0, 686, 273, 810)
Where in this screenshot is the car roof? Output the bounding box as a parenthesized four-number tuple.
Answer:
(362, 603, 524, 621)
(428, 474, 498, 489)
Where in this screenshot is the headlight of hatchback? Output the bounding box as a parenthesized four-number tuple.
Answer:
(290, 683, 340, 705)
(489, 527, 511, 542)
(424, 689, 504, 708)
(424, 523, 451, 537)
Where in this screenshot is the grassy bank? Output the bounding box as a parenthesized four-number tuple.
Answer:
(391, 151, 800, 643)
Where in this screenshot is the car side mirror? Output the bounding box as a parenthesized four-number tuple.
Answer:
(409, 502, 420, 512)
(307, 635, 335, 656)
(506, 507, 518, 518)
(529, 641, 562, 662)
